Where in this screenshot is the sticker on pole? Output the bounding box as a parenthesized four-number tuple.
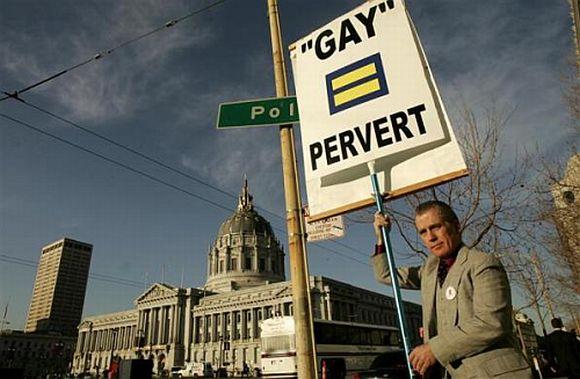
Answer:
(304, 206, 345, 242)
(290, 0, 467, 221)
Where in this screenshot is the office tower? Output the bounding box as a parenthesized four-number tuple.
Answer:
(25, 238, 92, 336)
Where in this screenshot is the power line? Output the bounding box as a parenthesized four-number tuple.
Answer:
(11, 97, 285, 223)
(0, 254, 146, 288)
(6, 98, 371, 261)
(0, 0, 376, 265)
(0, 111, 371, 266)
(0, 111, 236, 216)
(308, 243, 369, 266)
(0, 0, 229, 102)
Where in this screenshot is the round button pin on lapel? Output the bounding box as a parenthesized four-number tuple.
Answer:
(445, 286, 457, 300)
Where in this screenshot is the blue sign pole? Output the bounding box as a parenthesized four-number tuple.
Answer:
(369, 164, 415, 379)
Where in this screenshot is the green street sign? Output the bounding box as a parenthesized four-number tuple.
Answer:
(217, 96, 299, 129)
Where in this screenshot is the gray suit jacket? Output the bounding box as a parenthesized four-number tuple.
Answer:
(372, 246, 532, 378)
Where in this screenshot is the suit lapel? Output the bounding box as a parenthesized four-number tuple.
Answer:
(422, 256, 439, 340)
(442, 246, 468, 326)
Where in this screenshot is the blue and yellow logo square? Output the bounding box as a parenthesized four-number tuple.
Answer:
(326, 53, 389, 115)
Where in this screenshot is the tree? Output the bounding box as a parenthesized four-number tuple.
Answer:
(349, 103, 557, 319)
(353, 104, 534, 259)
(528, 152, 580, 321)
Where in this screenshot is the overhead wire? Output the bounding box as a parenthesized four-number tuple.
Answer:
(0, 0, 229, 102)
(4, 97, 372, 261)
(0, 0, 375, 268)
(0, 111, 236, 216)
(0, 111, 371, 268)
(0, 253, 146, 288)
(10, 96, 285, 223)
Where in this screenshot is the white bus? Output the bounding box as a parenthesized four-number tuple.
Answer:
(260, 316, 401, 378)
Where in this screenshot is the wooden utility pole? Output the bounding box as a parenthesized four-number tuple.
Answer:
(266, 1, 317, 378)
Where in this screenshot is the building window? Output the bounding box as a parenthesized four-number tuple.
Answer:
(259, 259, 265, 271)
(230, 258, 237, 271)
(245, 257, 252, 270)
(219, 260, 224, 273)
(283, 302, 293, 316)
(265, 307, 272, 319)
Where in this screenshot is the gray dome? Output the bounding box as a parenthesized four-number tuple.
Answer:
(217, 177, 275, 237)
(205, 178, 285, 293)
(217, 209, 274, 237)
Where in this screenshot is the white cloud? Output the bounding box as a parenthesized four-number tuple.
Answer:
(1, 0, 215, 122)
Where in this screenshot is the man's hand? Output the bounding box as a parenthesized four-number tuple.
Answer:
(409, 343, 437, 375)
(373, 212, 391, 245)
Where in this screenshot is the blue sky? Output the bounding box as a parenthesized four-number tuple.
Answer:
(0, 0, 576, 331)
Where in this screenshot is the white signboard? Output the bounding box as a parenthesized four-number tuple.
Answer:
(290, 0, 467, 221)
(305, 215, 345, 242)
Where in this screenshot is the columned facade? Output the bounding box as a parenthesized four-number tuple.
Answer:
(72, 277, 422, 376)
(71, 180, 422, 376)
(73, 310, 137, 375)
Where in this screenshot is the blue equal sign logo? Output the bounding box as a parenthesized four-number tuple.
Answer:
(326, 53, 389, 115)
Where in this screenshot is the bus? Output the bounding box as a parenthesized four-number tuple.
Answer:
(260, 316, 401, 378)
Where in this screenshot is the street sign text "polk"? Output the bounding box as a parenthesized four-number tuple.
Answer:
(217, 96, 299, 129)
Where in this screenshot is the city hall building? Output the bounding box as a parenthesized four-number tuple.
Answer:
(71, 182, 422, 375)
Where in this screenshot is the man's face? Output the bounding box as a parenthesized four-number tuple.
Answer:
(414, 208, 462, 258)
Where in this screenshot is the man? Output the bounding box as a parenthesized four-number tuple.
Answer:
(372, 201, 531, 378)
(546, 317, 580, 378)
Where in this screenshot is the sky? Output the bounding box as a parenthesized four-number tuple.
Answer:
(0, 0, 577, 331)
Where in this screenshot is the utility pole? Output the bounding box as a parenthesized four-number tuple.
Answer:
(266, 1, 317, 378)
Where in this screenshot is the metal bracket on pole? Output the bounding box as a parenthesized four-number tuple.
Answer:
(368, 161, 415, 379)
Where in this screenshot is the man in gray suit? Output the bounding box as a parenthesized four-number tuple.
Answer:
(372, 201, 532, 378)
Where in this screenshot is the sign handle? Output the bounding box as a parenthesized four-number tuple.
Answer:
(368, 162, 415, 379)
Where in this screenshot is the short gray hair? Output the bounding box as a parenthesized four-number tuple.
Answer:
(415, 200, 459, 225)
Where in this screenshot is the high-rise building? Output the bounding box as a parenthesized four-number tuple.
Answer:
(25, 238, 92, 336)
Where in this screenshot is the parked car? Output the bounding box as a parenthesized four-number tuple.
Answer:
(175, 362, 214, 378)
(171, 365, 184, 378)
(353, 351, 409, 379)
